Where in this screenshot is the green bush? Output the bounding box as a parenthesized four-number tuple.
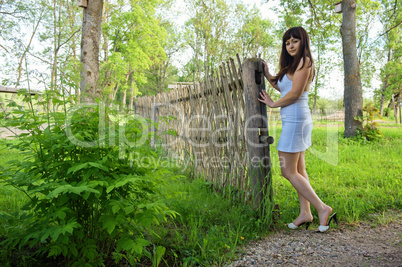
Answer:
(0, 94, 178, 266)
(354, 104, 384, 142)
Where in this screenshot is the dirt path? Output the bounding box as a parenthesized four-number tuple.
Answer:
(228, 211, 402, 267)
(0, 127, 28, 139)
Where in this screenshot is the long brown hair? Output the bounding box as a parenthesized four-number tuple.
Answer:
(272, 26, 314, 84)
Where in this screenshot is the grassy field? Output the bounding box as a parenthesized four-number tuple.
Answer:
(0, 124, 401, 265)
(0, 140, 28, 226)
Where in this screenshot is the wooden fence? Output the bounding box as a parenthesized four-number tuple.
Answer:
(135, 56, 253, 194)
(0, 86, 43, 114)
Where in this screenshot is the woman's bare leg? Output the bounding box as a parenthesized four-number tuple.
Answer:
(278, 151, 332, 226)
(294, 151, 313, 225)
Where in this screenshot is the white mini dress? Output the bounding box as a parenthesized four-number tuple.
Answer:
(276, 74, 312, 153)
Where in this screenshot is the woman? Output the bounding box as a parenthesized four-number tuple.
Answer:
(258, 26, 337, 232)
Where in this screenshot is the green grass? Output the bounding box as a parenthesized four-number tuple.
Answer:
(0, 139, 21, 165)
(151, 178, 265, 266)
(0, 140, 29, 238)
(0, 124, 401, 265)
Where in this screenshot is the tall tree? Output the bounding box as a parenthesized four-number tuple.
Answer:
(183, 0, 231, 82)
(354, 0, 381, 91)
(39, 0, 82, 93)
(377, 0, 402, 119)
(341, 0, 363, 137)
(0, 0, 83, 98)
(232, 4, 276, 59)
(0, 0, 45, 88)
(140, 21, 184, 95)
(62, 0, 82, 102)
(101, 0, 166, 105)
(80, 0, 104, 102)
(304, 0, 340, 112)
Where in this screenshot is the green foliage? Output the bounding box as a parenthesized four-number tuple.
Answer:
(354, 104, 384, 142)
(0, 134, 271, 266)
(309, 97, 343, 114)
(140, 22, 184, 95)
(375, 0, 402, 110)
(233, 4, 276, 58)
(101, 0, 167, 100)
(181, 1, 277, 83)
(151, 178, 269, 266)
(0, 93, 178, 265)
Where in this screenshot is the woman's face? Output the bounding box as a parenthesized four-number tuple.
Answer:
(285, 36, 301, 57)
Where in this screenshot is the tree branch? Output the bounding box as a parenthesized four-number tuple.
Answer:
(380, 20, 402, 37)
(26, 50, 52, 66)
(0, 43, 9, 53)
(55, 28, 81, 53)
(0, 10, 26, 19)
(307, 0, 322, 29)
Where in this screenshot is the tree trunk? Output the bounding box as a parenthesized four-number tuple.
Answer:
(129, 72, 134, 111)
(102, 0, 110, 62)
(111, 84, 118, 101)
(399, 96, 401, 124)
(160, 60, 169, 93)
(122, 89, 127, 110)
(80, 0, 103, 102)
(340, 0, 363, 137)
(380, 48, 391, 116)
(380, 81, 388, 116)
(50, 0, 60, 92)
(391, 94, 398, 123)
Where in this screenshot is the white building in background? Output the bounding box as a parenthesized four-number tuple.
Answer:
(168, 82, 195, 90)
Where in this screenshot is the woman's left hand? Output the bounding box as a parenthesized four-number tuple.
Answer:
(258, 90, 275, 108)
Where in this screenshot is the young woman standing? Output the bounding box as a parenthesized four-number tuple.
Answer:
(258, 26, 337, 232)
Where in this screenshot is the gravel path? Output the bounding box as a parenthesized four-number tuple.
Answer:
(228, 212, 402, 267)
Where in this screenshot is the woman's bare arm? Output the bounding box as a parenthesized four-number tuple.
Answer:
(259, 58, 311, 108)
(263, 60, 280, 92)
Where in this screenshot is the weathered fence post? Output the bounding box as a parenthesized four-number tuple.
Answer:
(151, 96, 158, 149)
(242, 58, 274, 211)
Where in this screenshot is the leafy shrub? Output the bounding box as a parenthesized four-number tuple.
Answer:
(354, 104, 384, 142)
(0, 93, 178, 266)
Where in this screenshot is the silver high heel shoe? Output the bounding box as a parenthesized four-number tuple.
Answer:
(287, 221, 312, 230)
(317, 213, 338, 233)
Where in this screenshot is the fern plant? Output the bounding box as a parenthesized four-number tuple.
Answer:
(0, 91, 177, 266)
